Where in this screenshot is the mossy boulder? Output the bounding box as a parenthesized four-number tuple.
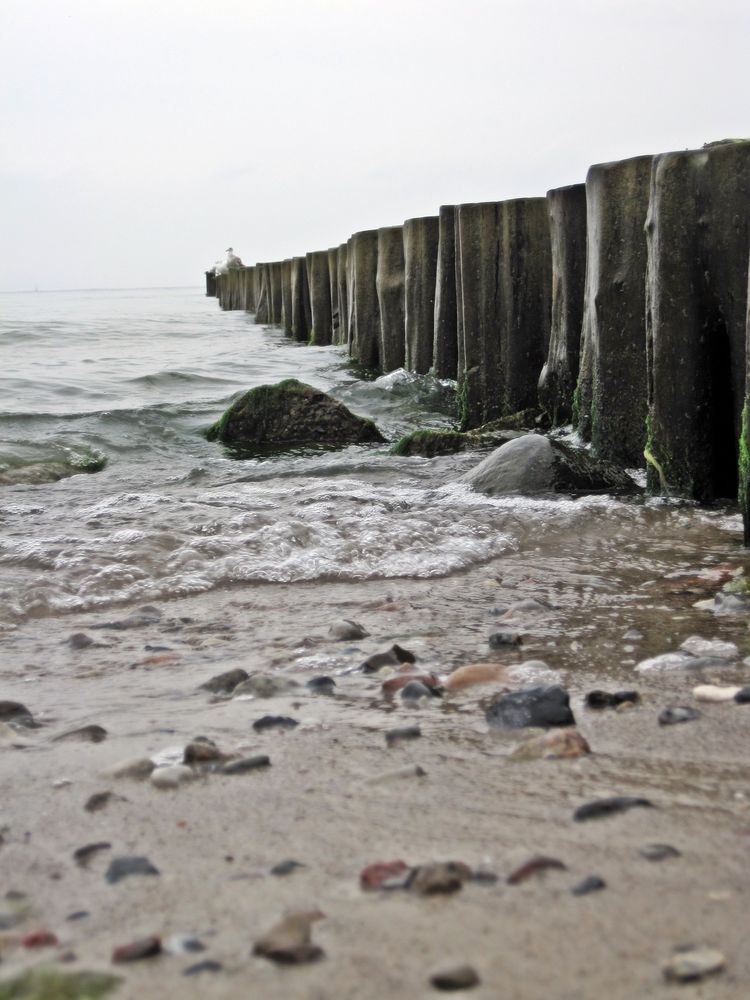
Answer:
(206, 379, 385, 451)
(462, 434, 640, 496)
(390, 429, 468, 457)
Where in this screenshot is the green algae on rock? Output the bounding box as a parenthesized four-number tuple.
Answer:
(0, 968, 120, 1000)
(206, 379, 385, 451)
(390, 429, 468, 457)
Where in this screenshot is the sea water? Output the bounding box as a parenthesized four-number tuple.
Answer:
(0, 287, 743, 642)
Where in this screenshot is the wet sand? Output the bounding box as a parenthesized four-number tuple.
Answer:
(2, 525, 750, 998)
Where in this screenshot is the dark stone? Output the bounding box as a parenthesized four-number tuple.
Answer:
(270, 859, 305, 876)
(85, 791, 114, 812)
(66, 910, 90, 921)
(385, 725, 422, 747)
(361, 644, 416, 672)
(639, 843, 681, 861)
(463, 435, 639, 497)
(390, 429, 468, 457)
(659, 706, 702, 725)
(376, 226, 406, 372)
(585, 690, 640, 709)
(74, 842, 112, 867)
(571, 875, 606, 896)
(489, 631, 522, 648)
(221, 755, 271, 775)
(430, 964, 481, 991)
(734, 687, 750, 703)
(183, 738, 225, 764)
(252, 715, 299, 732)
(199, 668, 249, 694)
(507, 856, 567, 885)
(54, 724, 108, 743)
(486, 685, 575, 730)
(112, 936, 162, 963)
(68, 632, 95, 649)
(306, 675, 336, 695)
(574, 796, 654, 821)
(105, 855, 160, 884)
(406, 861, 472, 895)
(206, 379, 385, 452)
(401, 681, 441, 701)
(0, 701, 32, 722)
(183, 960, 223, 976)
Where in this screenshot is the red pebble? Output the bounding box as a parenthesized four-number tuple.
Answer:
(111, 935, 162, 963)
(360, 860, 410, 889)
(22, 929, 59, 948)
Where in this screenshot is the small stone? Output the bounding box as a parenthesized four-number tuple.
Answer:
(252, 715, 299, 732)
(253, 910, 325, 965)
(639, 843, 681, 861)
(471, 869, 499, 885)
(574, 796, 653, 821)
(680, 636, 738, 659)
(307, 675, 336, 694)
(103, 756, 155, 780)
(92, 606, 162, 631)
(571, 875, 606, 896)
(489, 630, 521, 648)
(271, 859, 306, 876)
(407, 862, 472, 895)
(585, 689, 640, 709)
(85, 791, 114, 812)
(68, 632, 95, 649)
(385, 725, 422, 747)
(165, 934, 206, 955)
(382, 673, 442, 696)
(183, 959, 223, 976)
(74, 842, 112, 867)
(658, 706, 702, 725)
(233, 674, 299, 698)
(360, 860, 410, 890)
(430, 964, 480, 991)
(0, 700, 33, 723)
(443, 663, 508, 691)
(112, 935, 162, 963)
(366, 764, 427, 784)
(511, 728, 590, 760)
(623, 628, 644, 641)
(693, 684, 742, 702)
(329, 619, 369, 640)
(106, 855, 160, 884)
(67, 910, 90, 921)
(53, 724, 108, 743)
(507, 855, 566, 885)
(735, 686, 750, 703)
(151, 764, 194, 789)
(486, 685, 574, 729)
(200, 668, 249, 694)
(400, 680, 440, 701)
(22, 928, 59, 948)
(663, 946, 725, 982)
(183, 739, 227, 764)
(361, 644, 416, 673)
(221, 754, 271, 775)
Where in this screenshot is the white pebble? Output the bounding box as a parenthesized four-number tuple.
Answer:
(693, 684, 741, 703)
(151, 764, 194, 789)
(680, 636, 738, 659)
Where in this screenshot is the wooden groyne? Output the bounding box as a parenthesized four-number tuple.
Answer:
(207, 140, 750, 529)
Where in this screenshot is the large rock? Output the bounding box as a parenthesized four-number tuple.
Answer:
(206, 379, 385, 450)
(486, 685, 575, 729)
(462, 434, 638, 496)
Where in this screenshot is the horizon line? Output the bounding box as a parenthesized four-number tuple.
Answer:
(0, 284, 203, 295)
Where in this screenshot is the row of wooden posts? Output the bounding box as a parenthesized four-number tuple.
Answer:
(207, 140, 750, 535)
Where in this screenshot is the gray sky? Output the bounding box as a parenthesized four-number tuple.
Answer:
(1, 0, 747, 291)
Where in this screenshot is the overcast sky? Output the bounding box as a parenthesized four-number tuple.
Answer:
(1, 0, 747, 291)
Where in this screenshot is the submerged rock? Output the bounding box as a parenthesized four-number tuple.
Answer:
(206, 379, 385, 451)
(306, 675, 336, 695)
(462, 434, 639, 496)
(328, 619, 369, 640)
(390, 429, 469, 457)
(199, 668, 249, 694)
(511, 728, 590, 760)
(233, 675, 299, 698)
(486, 686, 575, 729)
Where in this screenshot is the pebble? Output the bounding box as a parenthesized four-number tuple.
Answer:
(22, 928, 59, 948)
(105, 855, 160, 884)
(507, 855, 566, 885)
(329, 619, 369, 640)
(662, 946, 725, 982)
(366, 764, 427, 785)
(735, 686, 750, 703)
(488, 630, 521, 648)
(151, 764, 194, 789)
(382, 673, 442, 696)
(164, 934, 206, 955)
(53, 724, 108, 743)
(574, 796, 653, 822)
(85, 791, 114, 812)
(221, 754, 271, 775)
(183, 959, 223, 976)
(443, 663, 508, 691)
(693, 684, 742, 702)
(385, 725, 422, 748)
(103, 757, 155, 780)
(112, 935, 162, 963)
(680, 636, 738, 659)
(233, 675, 299, 698)
(639, 843, 681, 861)
(68, 632, 95, 649)
(486, 685, 575, 729)
(270, 859, 305, 876)
(623, 628, 644, 641)
(658, 706, 702, 725)
(407, 862, 472, 895)
(511, 729, 590, 761)
(199, 668, 249, 694)
(400, 680, 440, 701)
(74, 842, 112, 867)
(307, 675, 336, 694)
(183, 739, 228, 764)
(571, 875, 606, 896)
(253, 910, 325, 965)
(252, 715, 299, 732)
(0, 700, 33, 723)
(361, 644, 416, 673)
(430, 964, 480, 991)
(66, 911, 90, 921)
(360, 860, 410, 889)
(585, 689, 640, 709)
